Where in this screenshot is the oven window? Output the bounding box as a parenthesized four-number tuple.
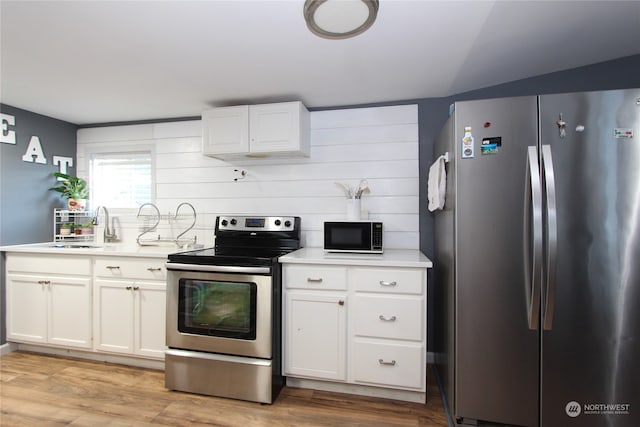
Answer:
(178, 279, 257, 340)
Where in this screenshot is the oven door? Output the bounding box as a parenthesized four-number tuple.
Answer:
(166, 264, 273, 359)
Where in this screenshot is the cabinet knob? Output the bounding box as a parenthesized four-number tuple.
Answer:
(126, 286, 132, 290)
(379, 281, 397, 287)
(133, 286, 140, 291)
(379, 315, 397, 322)
(38, 280, 51, 285)
(378, 359, 396, 366)
(338, 300, 345, 306)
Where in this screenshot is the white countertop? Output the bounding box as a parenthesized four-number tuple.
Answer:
(279, 247, 432, 268)
(0, 241, 192, 258)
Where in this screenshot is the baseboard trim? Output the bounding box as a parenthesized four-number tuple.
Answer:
(0, 342, 18, 356)
(285, 377, 426, 403)
(11, 343, 165, 370)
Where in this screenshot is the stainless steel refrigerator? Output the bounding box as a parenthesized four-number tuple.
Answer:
(434, 89, 639, 427)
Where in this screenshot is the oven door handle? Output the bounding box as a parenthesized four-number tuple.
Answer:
(165, 262, 271, 274)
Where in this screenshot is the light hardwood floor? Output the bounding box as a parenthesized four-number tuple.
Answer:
(0, 351, 448, 426)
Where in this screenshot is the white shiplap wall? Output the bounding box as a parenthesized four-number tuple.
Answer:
(77, 104, 419, 249)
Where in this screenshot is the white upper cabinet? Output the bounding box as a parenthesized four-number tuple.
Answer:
(202, 105, 250, 156)
(202, 101, 310, 159)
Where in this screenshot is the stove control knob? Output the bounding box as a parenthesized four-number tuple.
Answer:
(284, 220, 292, 227)
(274, 219, 282, 226)
(230, 218, 237, 226)
(221, 219, 228, 226)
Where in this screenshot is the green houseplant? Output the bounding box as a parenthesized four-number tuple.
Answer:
(80, 221, 94, 235)
(49, 172, 89, 211)
(60, 222, 73, 236)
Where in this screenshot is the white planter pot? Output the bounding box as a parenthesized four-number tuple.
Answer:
(67, 198, 87, 211)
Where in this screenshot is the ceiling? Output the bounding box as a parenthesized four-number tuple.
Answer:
(1, 1, 639, 125)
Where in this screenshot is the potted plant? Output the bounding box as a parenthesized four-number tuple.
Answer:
(80, 222, 94, 235)
(60, 223, 73, 236)
(49, 172, 89, 211)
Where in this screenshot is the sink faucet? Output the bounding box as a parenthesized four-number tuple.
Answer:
(92, 206, 118, 243)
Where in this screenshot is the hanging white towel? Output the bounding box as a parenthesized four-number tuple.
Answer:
(428, 155, 447, 211)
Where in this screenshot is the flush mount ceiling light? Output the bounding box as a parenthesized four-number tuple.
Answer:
(304, 0, 379, 40)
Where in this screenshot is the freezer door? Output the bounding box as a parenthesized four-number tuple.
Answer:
(454, 96, 539, 426)
(539, 89, 640, 427)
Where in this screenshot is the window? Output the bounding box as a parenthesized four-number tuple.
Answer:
(90, 151, 153, 209)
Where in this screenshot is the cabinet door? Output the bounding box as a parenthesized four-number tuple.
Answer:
(6, 275, 48, 343)
(249, 102, 306, 154)
(202, 105, 249, 155)
(284, 292, 346, 380)
(134, 281, 166, 358)
(94, 280, 134, 354)
(48, 277, 92, 348)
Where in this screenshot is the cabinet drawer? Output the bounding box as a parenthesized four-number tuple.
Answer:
(353, 295, 423, 341)
(7, 254, 91, 276)
(353, 340, 424, 390)
(284, 265, 347, 290)
(352, 267, 424, 295)
(94, 258, 166, 280)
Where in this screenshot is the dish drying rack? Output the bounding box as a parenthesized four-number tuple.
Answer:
(136, 202, 197, 247)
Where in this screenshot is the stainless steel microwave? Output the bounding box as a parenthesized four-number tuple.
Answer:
(323, 221, 383, 253)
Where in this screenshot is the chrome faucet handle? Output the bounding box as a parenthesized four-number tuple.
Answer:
(91, 205, 102, 226)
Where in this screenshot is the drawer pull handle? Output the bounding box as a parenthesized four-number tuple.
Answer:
(378, 359, 396, 366)
(126, 286, 132, 290)
(379, 281, 397, 287)
(106, 266, 121, 270)
(147, 267, 162, 272)
(379, 315, 397, 321)
(307, 277, 323, 283)
(38, 280, 51, 285)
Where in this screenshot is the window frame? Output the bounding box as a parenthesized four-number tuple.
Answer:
(83, 143, 156, 213)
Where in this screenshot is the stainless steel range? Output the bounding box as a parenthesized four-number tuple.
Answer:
(165, 215, 301, 404)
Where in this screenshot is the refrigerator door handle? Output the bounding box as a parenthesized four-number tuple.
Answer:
(542, 145, 558, 330)
(524, 146, 542, 330)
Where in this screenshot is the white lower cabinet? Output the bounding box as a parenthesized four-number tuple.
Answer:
(4, 252, 168, 364)
(94, 279, 166, 358)
(285, 292, 346, 380)
(6, 254, 92, 349)
(282, 260, 428, 400)
(93, 257, 166, 359)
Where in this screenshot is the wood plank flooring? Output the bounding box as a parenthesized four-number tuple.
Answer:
(0, 351, 449, 426)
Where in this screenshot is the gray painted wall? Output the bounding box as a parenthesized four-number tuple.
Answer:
(0, 104, 77, 344)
